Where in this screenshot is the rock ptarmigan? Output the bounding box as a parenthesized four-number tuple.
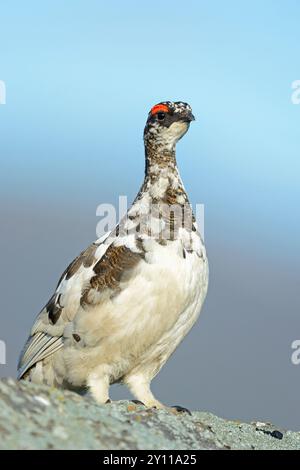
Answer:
(18, 101, 209, 411)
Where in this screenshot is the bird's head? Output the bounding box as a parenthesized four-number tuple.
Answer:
(144, 101, 195, 151)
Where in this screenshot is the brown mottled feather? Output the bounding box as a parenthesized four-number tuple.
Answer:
(57, 243, 98, 284)
(47, 294, 62, 325)
(81, 245, 145, 306)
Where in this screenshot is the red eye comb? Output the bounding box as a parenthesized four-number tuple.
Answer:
(150, 104, 169, 115)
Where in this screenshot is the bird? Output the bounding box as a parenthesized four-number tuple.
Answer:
(18, 101, 209, 411)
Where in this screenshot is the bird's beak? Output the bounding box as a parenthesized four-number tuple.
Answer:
(183, 111, 195, 123)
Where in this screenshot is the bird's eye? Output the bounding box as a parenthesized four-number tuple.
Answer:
(157, 112, 165, 120)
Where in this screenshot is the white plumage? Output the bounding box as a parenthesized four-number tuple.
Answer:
(18, 101, 208, 410)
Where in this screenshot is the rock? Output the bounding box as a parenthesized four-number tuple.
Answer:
(0, 378, 299, 450)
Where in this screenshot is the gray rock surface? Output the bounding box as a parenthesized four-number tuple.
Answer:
(0, 378, 299, 450)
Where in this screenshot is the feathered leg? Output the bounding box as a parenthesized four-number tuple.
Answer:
(87, 365, 110, 404)
(125, 374, 164, 409)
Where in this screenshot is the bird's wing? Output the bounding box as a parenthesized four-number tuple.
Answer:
(18, 232, 113, 378)
(18, 230, 146, 379)
(17, 334, 64, 379)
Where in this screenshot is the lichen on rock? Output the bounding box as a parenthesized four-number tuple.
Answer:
(0, 378, 299, 450)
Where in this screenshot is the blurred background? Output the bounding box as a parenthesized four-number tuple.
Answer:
(0, 0, 299, 430)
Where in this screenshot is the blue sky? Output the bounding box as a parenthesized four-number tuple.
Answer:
(0, 0, 299, 260)
(0, 1, 300, 428)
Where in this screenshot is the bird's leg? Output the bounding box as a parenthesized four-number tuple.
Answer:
(125, 374, 191, 414)
(87, 366, 110, 404)
(125, 374, 164, 409)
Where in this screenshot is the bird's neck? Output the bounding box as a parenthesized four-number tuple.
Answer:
(126, 139, 195, 242)
(144, 140, 177, 178)
(141, 139, 190, 209)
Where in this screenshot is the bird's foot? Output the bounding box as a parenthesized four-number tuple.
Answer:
(169, 405, 192, 416)
(131, 400, 146, 406)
